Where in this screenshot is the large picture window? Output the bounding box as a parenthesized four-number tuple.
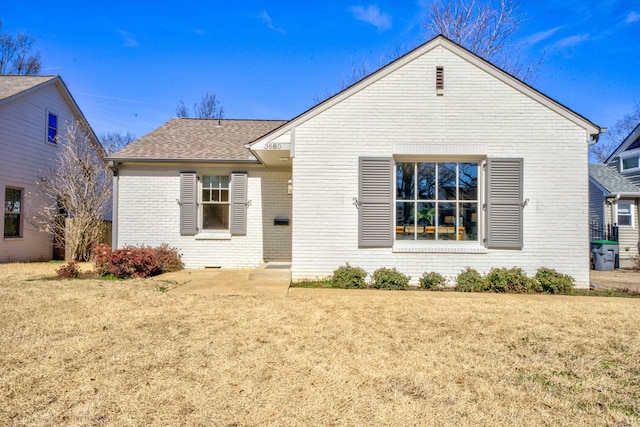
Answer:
(201, 176, 229, 230)
(396, 162, 478, 241)
(4, 187, 22, 238)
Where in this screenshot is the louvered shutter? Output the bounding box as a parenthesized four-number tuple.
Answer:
(180, 172, 197, 235)
(359, 157, 393, 248)
(230, 173, 248, 235)
(486, 158, 523, 249)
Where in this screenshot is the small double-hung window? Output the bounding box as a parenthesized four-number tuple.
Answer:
(47, 112, 58, 143)
(4, 187, 22, 238)
(395, 161, 478, 241)
(617, 202, 633, 227)
(201, 175, 230, 230)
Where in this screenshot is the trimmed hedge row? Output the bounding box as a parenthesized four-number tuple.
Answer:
(324, 264, 575, 294)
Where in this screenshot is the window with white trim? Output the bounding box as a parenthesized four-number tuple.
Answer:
(617, 202, 633, 227)
(621, 155, 639, 172)
(201, 175, 229, 230)
(395, 161, 478, 241)
(47, 112, 58, 144)
(4, 187, 22, 238)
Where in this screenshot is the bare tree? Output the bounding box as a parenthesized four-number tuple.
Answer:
(99, 131, 136, 155)
(312, 41, 417, 105)
(194, 92, 225, 118)
(176, 93, 225, 118)
(176, 100, 189, 118)
(32, 120, 112, 261)
(0, 21, 42, 75)
(591, 102, 640, 163)
(424, 0, 538, 82)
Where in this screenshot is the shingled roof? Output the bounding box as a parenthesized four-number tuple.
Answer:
(589, 164, 640, 195)
(109, 118, 288, 162)
(0, 75, 58, 101)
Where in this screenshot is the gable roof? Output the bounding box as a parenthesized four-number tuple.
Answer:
(0, 74, 104, 156)
(589, 164, 640, 195)
(604, 122, 640, 164)
(0, 75, 58, 101)
(251, 35, 601, 149)
(109, 118, 288, 163)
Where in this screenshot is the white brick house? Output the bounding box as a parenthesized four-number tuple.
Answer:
(0, 76, 101, 262)
(109, 36, 601, 286)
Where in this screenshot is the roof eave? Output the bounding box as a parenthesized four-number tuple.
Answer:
(106, 157, 262, 164)
(606, 192, 640, 198)
(605, 122, 640, 164)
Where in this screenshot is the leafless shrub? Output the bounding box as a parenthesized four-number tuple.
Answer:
(32, 120, 112, 261)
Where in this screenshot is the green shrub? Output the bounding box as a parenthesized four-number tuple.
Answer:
(486, 267, 538, 293)
(57, 261, 80, 279)
(370, 267, 410, 290)
(535, 267, 575, 295)
(455, 267, 486, 292)
(419, 271, 447, 289)
(331, 263, 368, 289)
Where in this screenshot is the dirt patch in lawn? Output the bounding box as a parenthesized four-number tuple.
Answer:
(1, 263, 639, 426)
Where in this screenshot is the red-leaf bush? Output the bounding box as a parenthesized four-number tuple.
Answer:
(93, 244, 183, 279)
(57, 261, 80, 279)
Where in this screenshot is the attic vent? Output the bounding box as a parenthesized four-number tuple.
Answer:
(436, 66, 444, 95)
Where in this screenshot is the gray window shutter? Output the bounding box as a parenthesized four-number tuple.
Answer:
(230, 173, 248, 235)
(180, 172, 197, 235)
(486, 158, 523, 249)
(359, 157, 393, 248)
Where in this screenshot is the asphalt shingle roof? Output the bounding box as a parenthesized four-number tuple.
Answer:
(0, 75, 57, 101)
(589, 163, 640, 194)
(110, 118, 288, 162)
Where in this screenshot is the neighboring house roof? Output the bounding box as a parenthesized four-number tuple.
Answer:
(0, 74, 104, 156)
(604, 122, 640, 164)
(0, 75, 57, 101)
(589, 163, 640, 196)
(109, 118, 288, 163)
(251, 35, 601, 150)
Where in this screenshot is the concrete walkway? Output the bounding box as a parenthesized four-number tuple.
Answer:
(155, 263, 291, 296)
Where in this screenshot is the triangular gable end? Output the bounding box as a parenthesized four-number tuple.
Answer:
(605, 123, 640, 165)
(0, 75, 104, 157)
(250, 35, 601, 156)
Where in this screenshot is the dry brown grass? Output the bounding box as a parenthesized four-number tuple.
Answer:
(1, 263, 639, 426)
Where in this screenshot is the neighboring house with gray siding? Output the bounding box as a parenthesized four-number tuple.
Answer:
(604, 123, 640, 187)
(588, 164, 640, 266)
(588, 123, 640, 267)
(0, 75, 100, 262)
(109, 36, 601, 287)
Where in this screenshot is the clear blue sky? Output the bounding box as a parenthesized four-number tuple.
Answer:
(3, 1, 639, 139)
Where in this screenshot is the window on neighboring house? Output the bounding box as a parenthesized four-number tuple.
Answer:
(621, 155, 639, 171)
(4, 187, 22, 238)
(617, 202, 633, 227)
(47, 112, 58, 143)
(395, 161, 478, 241)
(201, 175, 230, 230)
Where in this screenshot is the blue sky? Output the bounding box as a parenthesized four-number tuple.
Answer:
(3, 1, 639, 140)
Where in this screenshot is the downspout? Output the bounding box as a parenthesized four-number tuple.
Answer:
(108, 161, 119, 249)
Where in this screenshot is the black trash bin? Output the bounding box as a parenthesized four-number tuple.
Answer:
(591, 240, 618, 271)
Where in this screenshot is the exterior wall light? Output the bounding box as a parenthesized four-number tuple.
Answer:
(287, 179, 293, 195)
